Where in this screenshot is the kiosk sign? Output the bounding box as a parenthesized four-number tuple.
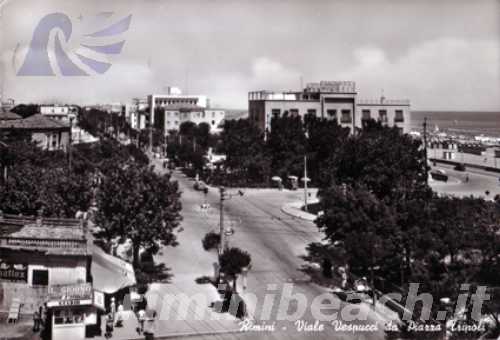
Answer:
(47, 283, 93, 307)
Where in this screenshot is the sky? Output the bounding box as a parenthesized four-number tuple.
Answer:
(0, 0, 499, 110)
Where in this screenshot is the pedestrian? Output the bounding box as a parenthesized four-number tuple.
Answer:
(137, 308, 146, 334)
(110, 297, 116, 319)
(115, 303, 124, 328)
(33, 310, 40, 332)
(105, 313, 114, 338)
(143, 311, 156, 340)
(465, 174, 469, 183)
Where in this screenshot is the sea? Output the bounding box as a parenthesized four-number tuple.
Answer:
(411, 111, 500, 137)
(227, 110, 500, 138)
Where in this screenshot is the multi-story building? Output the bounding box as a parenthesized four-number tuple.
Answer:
(249, 81, 410, 134)
(39, 105, 78, 126)
(128, 98, 148, 130)
(147, 88, 224, 134)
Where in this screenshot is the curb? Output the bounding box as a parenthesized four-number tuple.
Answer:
(123, 328, 243, 340)
(281, 201, 318, 222)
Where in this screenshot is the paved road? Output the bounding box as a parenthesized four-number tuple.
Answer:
(430, 163, 500, 198)
(165, 168, 396, 340)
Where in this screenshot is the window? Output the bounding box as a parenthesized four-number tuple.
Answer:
(307, 109, 317, 116)
(202, 112, 206, 118)
(362, 110, 371, 120)
(290, 109, 299, 117)
(394, 110, 404, 123)
(212, 112, 216, 118)
(340, 110, 352, 123)
(326, 109, 337, 119)
(212, 120, 215, 125)
(52, 133, 58, 148)
(379, 110, 388, 123)
(271, 109, 281, 117)
(175, 120, 178, 125)
(32, 269, 49, 286)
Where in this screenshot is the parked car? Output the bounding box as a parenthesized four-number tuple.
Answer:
(431, 169, 448, 182)
(194, 181, 208, 192)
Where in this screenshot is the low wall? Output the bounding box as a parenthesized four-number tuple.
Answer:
(430, 158, 500, 174)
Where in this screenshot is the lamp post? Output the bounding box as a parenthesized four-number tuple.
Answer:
(303, 129, 309, 212)
(304, 155, 308, 212)
(218, 187, 244, 257)
(0, 140, 7, 183)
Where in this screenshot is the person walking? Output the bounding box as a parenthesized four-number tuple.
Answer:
(110, 297, 116, 320)
(137, 308, 146, 334)
(105, 313, 114, 338)
(143, 311, 156, 340)
(33, 310, 40, 332)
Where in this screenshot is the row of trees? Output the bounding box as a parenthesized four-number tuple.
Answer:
(308, 122, 500, 335)
(213, 113, 349, 187)
(1, 109, 183, 281)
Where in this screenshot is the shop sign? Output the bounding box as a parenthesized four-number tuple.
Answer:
(47, 283, 93, 307)
(0, 262, 28, 282)
(93, 290, 105, 310)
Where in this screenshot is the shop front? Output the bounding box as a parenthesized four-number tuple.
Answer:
(47, 282, 105, 340)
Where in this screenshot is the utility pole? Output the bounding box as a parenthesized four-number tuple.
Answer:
(219, 186, 226, 256)
(68, 117, 74, 171)
(423, 117, 428, 184)
(304, 155, 308, 212)
(149, 124, 153, 154)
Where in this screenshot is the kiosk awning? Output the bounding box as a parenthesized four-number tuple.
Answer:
(91, 245, 136, 294)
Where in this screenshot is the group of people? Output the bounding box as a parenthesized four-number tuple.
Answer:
(104, 295, 156, 339)
(105, 297, 124, 338)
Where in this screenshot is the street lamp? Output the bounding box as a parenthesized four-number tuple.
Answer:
(302, 129, 309, 212)
(218, 187, 244, 257)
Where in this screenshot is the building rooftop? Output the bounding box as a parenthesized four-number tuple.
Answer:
(0, 108, 22, 121)
(0, 214, 88, 256)
(162, 103, 205, 111)
(0, 114, 70, 130)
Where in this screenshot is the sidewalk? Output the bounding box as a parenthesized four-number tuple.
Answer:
(126, 156, 243, 339)
(281, 200, 319, 222)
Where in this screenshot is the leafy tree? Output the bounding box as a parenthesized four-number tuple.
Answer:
(220, 118, 270, 185)
(95, 163, 182, 267)
(219, 247, 251, 292)
(303, 114, 350, 185)
(202, 231, 220, 251)
(319, 120, 426, 200)
(316, 184, 397, 280)
(267, 112, 306, 179)
(11, 104, 39, 118)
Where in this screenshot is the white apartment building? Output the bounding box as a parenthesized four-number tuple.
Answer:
(39, 105, 78, 126)
(249, 81, 410, 134)
(127, 98, 148, 130)
(147, 88, 224, 135)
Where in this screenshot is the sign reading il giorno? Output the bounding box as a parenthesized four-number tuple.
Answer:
(0, 262, 28, 282)
(47, 283, 93, 307)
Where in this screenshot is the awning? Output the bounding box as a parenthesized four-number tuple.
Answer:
(91, 245, 136, 294)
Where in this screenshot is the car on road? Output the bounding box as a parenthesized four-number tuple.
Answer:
(194, 180, 208, 192)
(430, 169, 448, 182)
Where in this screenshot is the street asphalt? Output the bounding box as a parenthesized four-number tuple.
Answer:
(156, 164, 398, 340)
